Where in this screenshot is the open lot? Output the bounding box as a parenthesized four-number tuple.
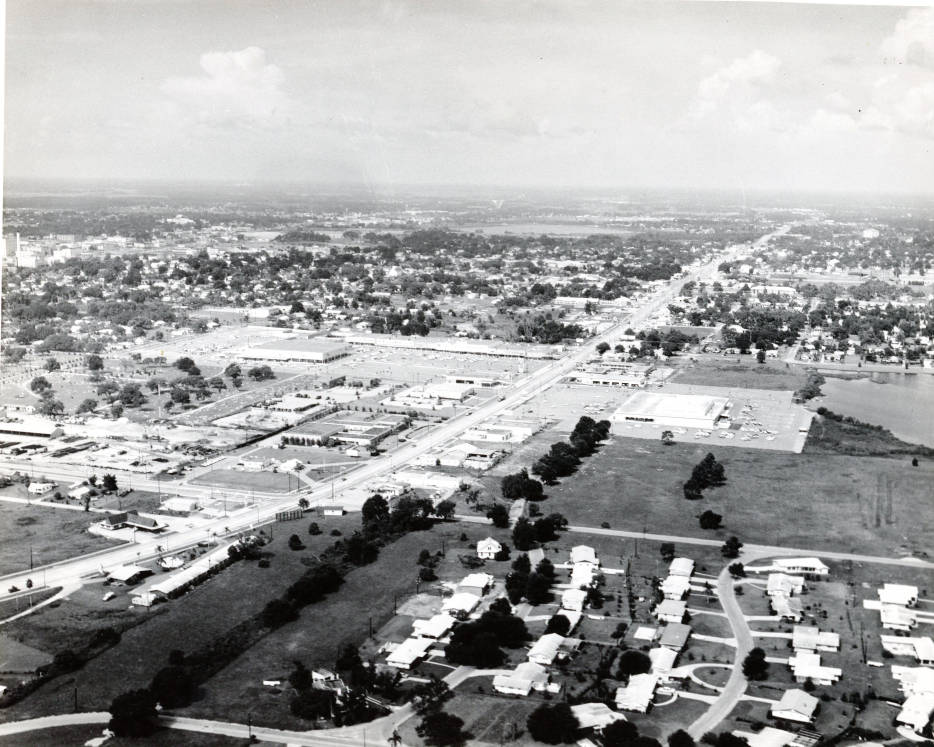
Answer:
(0, 513, 361, 722)
(671, 355, 806, 391)
(0, 498, 119, 576)
(498, 434, 934, 556)
(188, 468, 295, 494)
(0, 723, 242, 747)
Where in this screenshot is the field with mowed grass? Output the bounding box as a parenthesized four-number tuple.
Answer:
(538, 435, 934, 556)
(0, 499, 119, 576)
(670, 355, 806, 390)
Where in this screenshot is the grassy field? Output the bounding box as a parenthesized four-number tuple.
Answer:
(179, 520, 496, 730)
(0, 724, 241, 747)
(188, 468, 295, 493)
(0, 499, 119, 576)
(535, 436, 934, 556)
(670, 355, 806, 390)
(0, 513, 360, 722)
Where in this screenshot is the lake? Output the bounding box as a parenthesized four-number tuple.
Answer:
(812, 372, 934, 447)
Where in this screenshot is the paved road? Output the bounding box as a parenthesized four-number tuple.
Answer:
(0, 711, 109, 737)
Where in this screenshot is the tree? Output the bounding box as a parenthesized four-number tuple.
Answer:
(416, 711, 469, 746)
(298, 497, 309, 510)
(288, 534, 304, 550)
(699, 510, 722, 530)
(288, 660, 313, 691)
(308, 522, 321, 536)
(713, 734, 749, 747)
(102, 474, 118, 492)
(248, 364, 275, 381)
(75, 398, 98, 415)
(525, 572, 553, 605)
(669, 730, 696, 747)
(434, 499, 455, 520)
(86, 354, 104, 371)
(44, 357, 61, 372)
(111, 403, 124, 418)
(545, 614, 571, 636)
(742, 647, 769, 680)
(756, 349, 766, 364)
(262, 598, 298, 628)
(150, 665, 195, 708)
(604, 720, 640, 747)
(512, 517, 536, 551)
(659, 542, 676, 563)
(174, 356, 196, 371)
(721, 536, 743, 558)
(487, 503, 509, 528)
(596, 341, 610, 355)
(119, 383, 145, 407)
(108, 689, 158, 737)
(291, 688, 333, 720)
(362, 494, 390, 528)
(501, 469, 544, 502)
(512, 553, 531, 574)
(38, 398, 65, 417)
(661, 430, 674, 445)
(224, 363, 241, 378)
(526, 702, 580, 744)
(412, 677, 453, 715)
(728, 563, 746, 578)
(618, 649, 652, 677)
(30, 376, 52, 393)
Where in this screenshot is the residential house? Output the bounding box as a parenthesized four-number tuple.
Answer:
(476, 537, 502, 560)
(562, 588, 588, 613)
(880, 636, 934, 665)
(412, 614, 456, 640)
(788, 652, 842, 686)
(661, 575, 692, 600)
(570, 546, 599, 566)
(792, 626, 840, 653)
(615, 673, 659, 713)
(457, 572, 494, 597)
(669, 557, 695, 577)
(767, 573, 806, 597)
(896, 694, 934, 733)
(442, 592, 480, 617)
(879, 584, 919, 607)
(655, 599, 687, 624)
(493, 662, 549, 696)
(528, 633, 565, 667)
(570, 703, 627, 733)
(659, 623, 692, 653)
(770, 689, 819, 724)
(773, 558, 829, 576)
(649, 647, 679, 683)
(386, 637, 433, 670)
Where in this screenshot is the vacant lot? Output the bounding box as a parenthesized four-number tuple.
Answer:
(537, 436, 934, 556)
(189, 468, 294, 493)
(0, 500, 118, 576)
(0, 724, 240, 747)
(0, 514, 359, 722)
(671, 355, 805, 390)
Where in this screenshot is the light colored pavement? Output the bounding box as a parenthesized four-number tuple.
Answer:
(0, 711, 110, 737)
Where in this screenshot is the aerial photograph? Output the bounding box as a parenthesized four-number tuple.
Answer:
(1, 1, 932, 746)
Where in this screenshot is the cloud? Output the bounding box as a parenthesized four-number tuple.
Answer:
(880, 7, 934, 69)
(160, 46, 288, 129)
(690, 50, 782, 121)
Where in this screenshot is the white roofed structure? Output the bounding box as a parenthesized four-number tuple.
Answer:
(615, 673, 658, 713)
(528, 633, 565, 666)
(386, 637, 433, 669)
(668, 557, 695, 577)
(412, 614, 456, 639)
(570, 702, 627, 732)
(773, 558, 829, 576)
(770, 689, 819, 724)
(442, 592, 481, 616)
(879, 583, 919, 607)
(570, 546, 599, 566)
(492, 662, 549, 696)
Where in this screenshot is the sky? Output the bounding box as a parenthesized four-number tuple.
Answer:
(5, 0, 934, 195)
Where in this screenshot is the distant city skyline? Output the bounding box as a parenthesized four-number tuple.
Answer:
(5, 1, 934, 195)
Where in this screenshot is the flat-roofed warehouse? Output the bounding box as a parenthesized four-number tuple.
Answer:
(243, 338, 350, 363)
(612, 391, 730, 430)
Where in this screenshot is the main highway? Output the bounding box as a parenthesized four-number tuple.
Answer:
(0, 228, 782, 599)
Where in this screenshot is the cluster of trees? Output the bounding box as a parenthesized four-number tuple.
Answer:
(511, 512, 567, 551)
(500, 469, 544, 502)
(504, 553, 558, 606)
(514, 313, 587, 344)
(683, 452, 726, 500)
(531, 416, 611, 484)
(445, 598, 529, 667)
(742, 647, 769, 680)
(262, 563, 344, 628)
(794, 371, 825, 403)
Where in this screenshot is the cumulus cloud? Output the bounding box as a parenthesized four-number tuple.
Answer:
(880, 7, 934, 69)
(160, 46, 288, 128)
(690, 50, 782, 121)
